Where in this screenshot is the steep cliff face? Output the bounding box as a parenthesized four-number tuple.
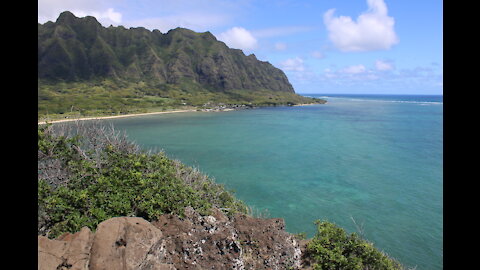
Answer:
(38, 207, 305, 270)
(38, 11, 295, 93)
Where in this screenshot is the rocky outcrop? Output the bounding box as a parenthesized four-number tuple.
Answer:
(88, 217, 168, 270)
(38, 208, 303, 270)
(38, 227, 94, 270)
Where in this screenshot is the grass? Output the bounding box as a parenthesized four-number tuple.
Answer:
(38, 78, 326, 121)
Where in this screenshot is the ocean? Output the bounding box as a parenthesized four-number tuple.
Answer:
(104, 94, 443, 269)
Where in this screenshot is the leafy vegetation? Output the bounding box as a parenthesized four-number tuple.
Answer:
(305, 220, 404, 270)
(38, 121, 247, 238)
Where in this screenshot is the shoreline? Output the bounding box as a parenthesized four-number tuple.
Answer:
(293, 103, 322, 106)
(38, 102, 322, 125)
(38, 109, 198, 125)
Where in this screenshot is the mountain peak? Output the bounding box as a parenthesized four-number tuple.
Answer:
(56, 11, 101, 27)
(56, 11, 77, 24)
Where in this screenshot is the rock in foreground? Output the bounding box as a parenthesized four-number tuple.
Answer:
(38, 207, 303, 270)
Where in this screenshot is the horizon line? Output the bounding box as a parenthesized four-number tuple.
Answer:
(297, 93, 443, 96)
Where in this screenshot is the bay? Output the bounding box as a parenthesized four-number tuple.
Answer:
(104, 94, 443, 269)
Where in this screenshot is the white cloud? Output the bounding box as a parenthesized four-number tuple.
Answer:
(279, 57, 305, 72)
(319, 64, 381, 82)
(128, 13, 229, 32)
(274, 42, 287, 51)
(294, 63, 443, 94)
(129, 0, 245, 32)
(341, 64, 367, 74)
(217, 27, 258, 50)
(251, 26, 313, 38)
(38, 0, 122, 26)
(375, 60, 394, 71)
(73, 8, 122, 25)
(323, 0, 399, 52)
(38, 0, 240, 31)
(311, 51, 325, 59)
(363, 73, 380, 80)
(324, 68, 336, 78)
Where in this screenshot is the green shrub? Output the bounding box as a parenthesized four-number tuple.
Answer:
(38, 122, 247, 238)
(305, 220, 404, 270)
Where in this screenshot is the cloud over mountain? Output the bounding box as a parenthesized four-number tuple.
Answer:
(279, 57, 305, 72)
(217, 27, 258, 50)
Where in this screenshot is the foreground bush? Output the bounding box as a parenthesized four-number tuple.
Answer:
(305, 220, 404, 270)
(38, 121, 247, 238)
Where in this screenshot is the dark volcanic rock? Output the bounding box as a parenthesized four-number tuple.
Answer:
(233, 214, 302, 269)
(38, 208, 304, 270)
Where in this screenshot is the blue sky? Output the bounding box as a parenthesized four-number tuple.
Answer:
(38, 0, 443, 95)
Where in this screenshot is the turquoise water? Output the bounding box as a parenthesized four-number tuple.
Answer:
(105, 94, 443, 269)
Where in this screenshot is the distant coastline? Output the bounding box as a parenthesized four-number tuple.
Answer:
(292, 103, 320, 106)
(38, 109, 198, 125)
(38, 102, 325, 125)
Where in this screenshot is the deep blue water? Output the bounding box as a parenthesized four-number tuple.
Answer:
(104, 94, 443, 269)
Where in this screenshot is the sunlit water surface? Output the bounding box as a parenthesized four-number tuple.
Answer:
(102, 94, 442, 269)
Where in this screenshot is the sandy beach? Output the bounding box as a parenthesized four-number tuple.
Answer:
(38, 104, 316, 125)
(38, 109, 198, 125)
(292, 103, 321, 106)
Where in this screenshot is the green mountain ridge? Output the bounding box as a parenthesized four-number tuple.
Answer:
(39, 11, 293, 92)
(38, 11, 324, 119)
